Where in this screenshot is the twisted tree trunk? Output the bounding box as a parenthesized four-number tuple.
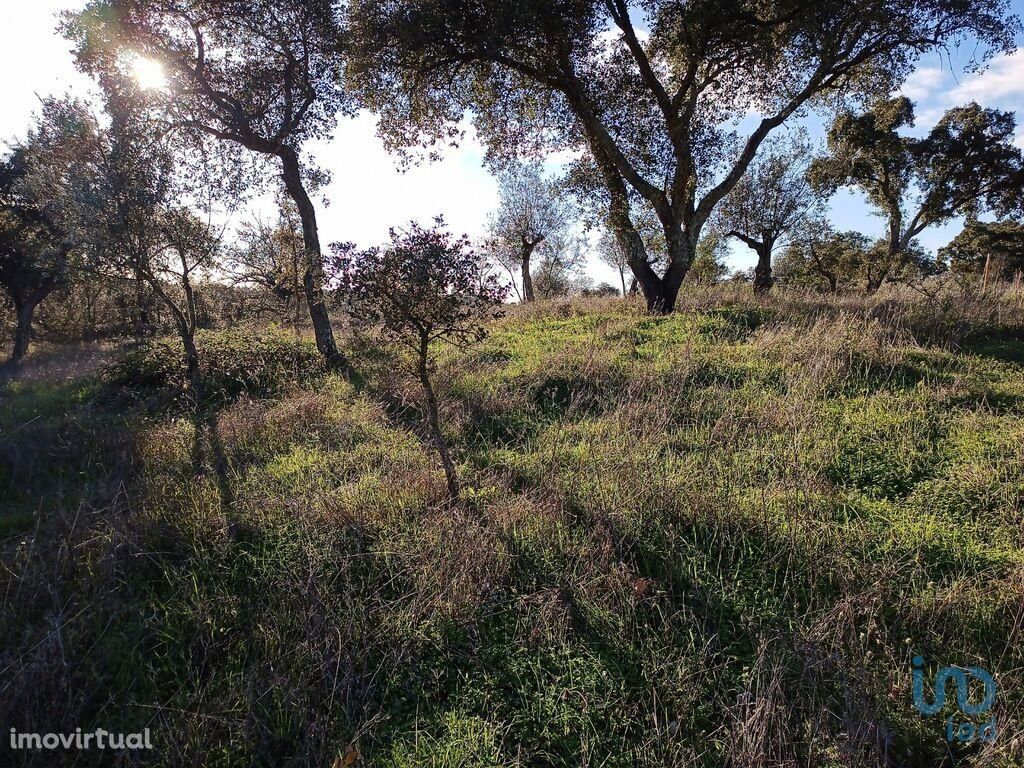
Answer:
(727, 231, 775, 294)
(139, 269, 203, 401)
(752, 247, 774, 295)
(521, 249, 536, 302)
(589, 134, 677, 313)
(2, 273, 60, 377)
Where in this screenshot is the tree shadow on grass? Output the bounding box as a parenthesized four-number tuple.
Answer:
(189, 405, 236, 516)
(961, 336, 1024, 365)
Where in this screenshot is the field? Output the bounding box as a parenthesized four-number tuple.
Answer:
(2, 286, 1023, 767)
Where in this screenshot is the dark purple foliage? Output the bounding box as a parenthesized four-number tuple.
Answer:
(331, 218, 508, 351)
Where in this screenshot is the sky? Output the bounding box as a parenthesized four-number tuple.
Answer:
(2, 1, 1024, 283)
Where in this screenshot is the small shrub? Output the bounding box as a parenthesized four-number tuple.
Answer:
(332, 219, 507, 499)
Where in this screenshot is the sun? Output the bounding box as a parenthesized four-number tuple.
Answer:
(131, 56, 167, 90)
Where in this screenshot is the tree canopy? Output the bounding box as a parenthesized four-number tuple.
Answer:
(487, 164, 573, 302)
(941, 218, 1024, 283)
(348, 0, 1018, 311)
(331, 219, 507, 498)
(66, 0, 354, 366)
(810, 97, 1024, 291)
(0, 98, 99, 371)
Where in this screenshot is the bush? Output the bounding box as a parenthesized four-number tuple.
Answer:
(105, 327, 325, 402)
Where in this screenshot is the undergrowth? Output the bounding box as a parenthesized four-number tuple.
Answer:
(1, 287, 1022, 767)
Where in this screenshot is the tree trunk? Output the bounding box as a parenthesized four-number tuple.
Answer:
(865, 258, 891, 294)
(752, 246, 774, 294)
(808, 244, 838, 293)
(658, 234, 695, 312)
(279, 147, 346, 370)
(2, 269, 61, 377)
(727, 231, 773, 296)
(625, 232, 669, 312)
(868, 219, 903, 295)
(178, 271, 202, 398)
(588, 133, 678, 314)
(141, 269, 204, 402)
(606, 198, 668, 311)
(5, 299, 37, 373)
(417, 339, 459, 500)
(619, 268, 627, 298)
(521, 245, 536, 303)
(134, 275, 152, 338)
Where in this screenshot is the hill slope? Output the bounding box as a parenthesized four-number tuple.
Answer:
(2, 292, 1023, 766)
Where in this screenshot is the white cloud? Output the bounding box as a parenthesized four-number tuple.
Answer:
(947, 51, 1024, 104)
(894, 51, 1024, 133)
(913, 106, 946, 128)
(899, 66, 945, 101)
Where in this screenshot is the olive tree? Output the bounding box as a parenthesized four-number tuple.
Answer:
(81, 111, 219, 394)
(597, 229, 631, 296)
(532, 232, 587, 299)
(940, 218, 1024, 284)
(718, 135, 819, 293)
(0, 99, 95, 374)
(67, 0, 352, 367)
(151, 208, 222, 391)
(0, 162, 72, 374)
(224, 201, 305, 319)
(349, 0, 1017, 312)
(332, 220, 507, 500)
(0, 158, 67, 374)
(775, 221, 874, 292)
(596, 204, 670, 297)
(688, 234, 730, 286)
(487, 164, 573, 302)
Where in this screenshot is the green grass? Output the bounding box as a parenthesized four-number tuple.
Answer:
(2, 292, 1023, 767)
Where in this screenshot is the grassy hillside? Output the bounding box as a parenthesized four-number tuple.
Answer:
(2, 289, 1023, 767)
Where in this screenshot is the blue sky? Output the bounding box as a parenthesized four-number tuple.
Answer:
(2, 1, 1023, 283)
